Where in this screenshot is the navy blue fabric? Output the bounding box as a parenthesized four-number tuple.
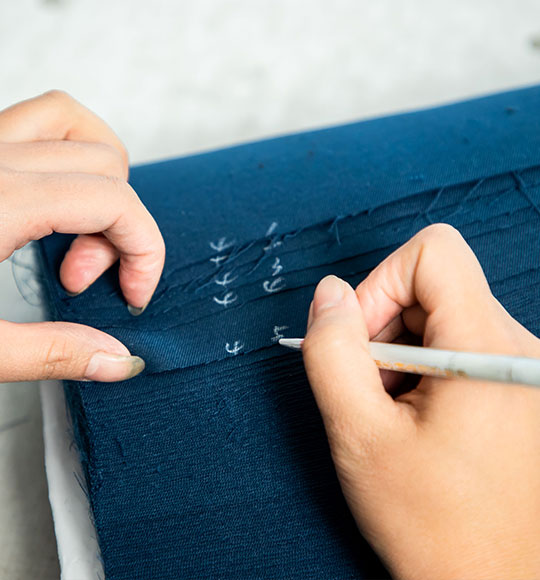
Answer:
(38, 85, 540, 579)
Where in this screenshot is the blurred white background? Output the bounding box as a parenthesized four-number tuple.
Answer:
(1, 0, 540, 577)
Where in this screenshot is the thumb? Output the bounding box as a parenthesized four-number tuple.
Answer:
(0, 320, 144, 382)
(302, 275, 400, 448)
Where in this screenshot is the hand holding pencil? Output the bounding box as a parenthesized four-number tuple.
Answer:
(300, 224, 540, 580)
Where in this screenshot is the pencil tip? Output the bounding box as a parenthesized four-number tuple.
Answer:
(278, 338, 303, 350)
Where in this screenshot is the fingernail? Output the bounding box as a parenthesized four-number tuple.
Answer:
(307, 301, 314, 329)
(127, 303, 148, 317)
(84, 352, 145, 382)
(66, 285, 89, 297)
(312, 275, 345, 316)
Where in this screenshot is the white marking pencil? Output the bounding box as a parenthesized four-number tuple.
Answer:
(278, 339, 540, 388)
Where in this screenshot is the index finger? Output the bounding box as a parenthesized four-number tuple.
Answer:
(354, 224, 493, 339)
(3, 169, 165, 312)
(0, 90, 129, 177)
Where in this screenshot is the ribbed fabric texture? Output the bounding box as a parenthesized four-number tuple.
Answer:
(39, 85, 540, 579)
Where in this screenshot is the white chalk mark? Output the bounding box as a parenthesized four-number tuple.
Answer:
(264, 240, 282, 252)
(210, 255, 229, 266)
(271, 325, 289, 343)
(266, 221, 278, 236)
(263, 277, 285, 293)
(271, 257, 283, 276)
(213, 292, 238, 307)
(225, 341, 244, 355)
(209, 237, 235, 252)
(215, 272, 237, 287)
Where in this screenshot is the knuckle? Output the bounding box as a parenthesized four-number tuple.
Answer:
(120, 254, 161, 287)
(416, 223, 468, 261)
(91, 143, 126, 179)
(125, 257, 157, 277)
(0, 165, 22, 216)
(0, 164, 17, 186)
(42, 89, 73, 105)
(69, 234, 115, 264)
(104, 147, 127, 179)
(303, 323, 347, 359)
(103, 174, 129, 198)
(154, 234, 166, 261)
(418, 223, 462, 244)
(40, 336, 81, 380)
(108, 179, 146, 214)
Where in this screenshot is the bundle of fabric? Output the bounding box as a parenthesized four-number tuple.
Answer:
(38, 85, 540, 579)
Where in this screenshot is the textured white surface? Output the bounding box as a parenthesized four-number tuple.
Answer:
(1, 0, 540, 578)
(0, 258, 60, 580)
(40, 381, 103, 580)
(2, 0, 540, 164)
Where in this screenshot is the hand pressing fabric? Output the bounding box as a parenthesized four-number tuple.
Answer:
(302, 224, 540, 580)
(0, 91, 165, 383)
